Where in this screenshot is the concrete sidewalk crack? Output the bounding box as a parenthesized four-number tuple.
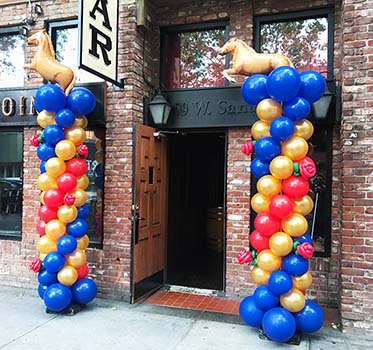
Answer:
(0, 315, 59, 349)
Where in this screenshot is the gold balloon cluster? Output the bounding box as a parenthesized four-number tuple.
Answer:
(35, 112, 91, 287)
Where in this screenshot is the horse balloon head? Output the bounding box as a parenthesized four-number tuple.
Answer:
(219, 38, 239, 55)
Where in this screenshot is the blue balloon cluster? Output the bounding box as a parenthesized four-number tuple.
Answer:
(239, 68, 326, 343)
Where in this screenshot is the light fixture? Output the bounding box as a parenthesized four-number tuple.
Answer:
(19, 26, 28, 36)
(21, 0, 43, 26)
(311, 81, 335, 121)
(148, 91, 172, 127)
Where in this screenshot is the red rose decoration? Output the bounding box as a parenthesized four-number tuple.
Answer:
(64, 194, 76, 206)
(297, 242, 314, 259)
(242, 141, 254, 156)
(238, 249, 253, 264)
(30, 134, 40, 147)
(299, 157, 316, 179)
(77, 144, 89, 157)
(29, 258, 42, 273)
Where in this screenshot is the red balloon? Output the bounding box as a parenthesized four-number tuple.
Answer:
(57, 172, 77, 192)
(269, 194, 294, 219)
(43, 188, 65, 208)
(254, 213, 281, 237)
(250, 230, 270, 252)
(36, 220, 46, 236)
(38, 205, 58, 223)
(65, 158, 88, 177)
(76, 264, 89, 280)
(282, 176, 310, 200)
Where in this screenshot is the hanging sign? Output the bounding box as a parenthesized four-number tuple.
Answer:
(79, 0, 122, 87)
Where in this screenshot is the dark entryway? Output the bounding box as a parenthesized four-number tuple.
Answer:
(167, 131, 226, 290)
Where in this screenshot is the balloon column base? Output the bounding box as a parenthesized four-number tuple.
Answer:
(258, 328, 303, 345)
(46, 303, 86, 316)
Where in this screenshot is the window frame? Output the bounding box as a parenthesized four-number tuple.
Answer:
(160, 21, 230, 90)
(0, 127, 23, 241)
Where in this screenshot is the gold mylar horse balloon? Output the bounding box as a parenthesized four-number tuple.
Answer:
(23, 29, 76, 96)
(219, 38, 293, 82)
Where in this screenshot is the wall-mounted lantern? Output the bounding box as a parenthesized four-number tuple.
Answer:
(148, 91, 172, 127)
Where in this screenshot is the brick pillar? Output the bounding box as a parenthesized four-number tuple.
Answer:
(340, 0, 373, 330)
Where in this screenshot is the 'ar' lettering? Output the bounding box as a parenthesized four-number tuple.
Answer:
(89, 24, 112, 66)
(89, 0, 112, 30)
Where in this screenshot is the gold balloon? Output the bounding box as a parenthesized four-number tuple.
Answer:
(57, 265, 78, 286)
(71, 188, 88, 207)
(77, 234, 90, 250)
(39, 252, 47, 261)
(281, 213, 308, 237)
(256, 98, 283, 122)
(77, 175, 90, 190)
(57, 205, 78, 224)
(37, 173, 58, 192)
(257, 175, 282, 198)
(281, 136, 309, 161)
(73, 116, 88, 128)
(251, 266, 270, 285)
(251, 120, 270, 140)
(37, 110, 56, 128)
(36, 235, 57, 254)
(292, 272, 313, 290)
(270, 156, 294, 180)
(257, 249, 282, 272)
(293, 195, 314, 216)
(45, 219, 66, 241)
(269, 232, 293, 256)
(251, 193, 270, 213)
(65, 126, 87, 146)
(45, 157, 66, 178)
(67, 249, 87, 268)
(280, 288, 306, 313)
(40, 191, 45, 205)
(95, 150, 104, 163)
(294, 119, 314, 140)
(55, 140, 76, 161)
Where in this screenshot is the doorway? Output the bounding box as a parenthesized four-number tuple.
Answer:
(167, 131, 226, 290)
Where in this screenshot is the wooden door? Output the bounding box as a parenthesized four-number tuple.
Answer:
(131, 124, 168, 302)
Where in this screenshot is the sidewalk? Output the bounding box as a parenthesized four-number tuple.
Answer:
(0, 286, 371, 350)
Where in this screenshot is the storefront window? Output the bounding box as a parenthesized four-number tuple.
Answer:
(49, 20, 102, 84)
(161, 22, 228, 89)
(0, 130, 23, 239)
(253, 9, 334, 256)
(0, 27, 25, 88)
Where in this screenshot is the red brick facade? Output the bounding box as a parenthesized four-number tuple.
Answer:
(0, 0, 372, 331)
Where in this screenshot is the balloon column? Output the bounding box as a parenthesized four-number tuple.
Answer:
(238, 68, 325, 342)
(26, 31, 97, 312)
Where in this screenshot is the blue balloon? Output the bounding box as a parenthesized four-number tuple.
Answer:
(283, 97, 311, 121)
(298, 71, 326, 104)
(294, 233, 313, 245)
(43, 125, 65, 146)
(37, 143, 56, 161)
(266, 66, 301, 102)
(72, 278, 97, 305)
(254, 137, 281, 162)
(250, 158, 270, 178)
(35, 84, 66, 112)
(44, 283, 72, 312)
(268, 270, 293, 296)
(294, 300, 324, 333)
(67, 218, 89, 238)
(40, 160, 46, 173)
(57, 235, 78, 255)
(253, 286, 279, 311)
(43, 252, 66, 273)
(55, 108, 76, 128)
(34, 96, 42, 113)
(241, 74, 269, 106)
(270, 116, 295, 142)
(77, 205, 90, 219)
(38, 270, 58, 286)
(38, 284, 48, 299)
(282, 254, 309, 277)
(262, 307, 296, 343)
(239, 295, 265, 328)
(66, 87, 96, 115)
